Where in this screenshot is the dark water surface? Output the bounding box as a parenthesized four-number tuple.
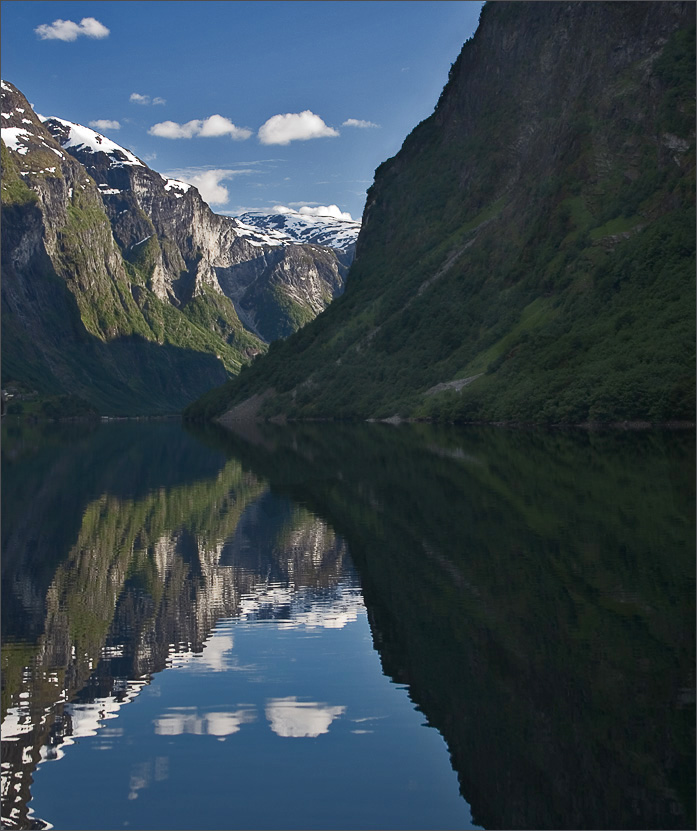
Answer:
(1, 419, 694, 830)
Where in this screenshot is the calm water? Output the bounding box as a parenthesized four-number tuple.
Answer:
(1, 419, 694, 830)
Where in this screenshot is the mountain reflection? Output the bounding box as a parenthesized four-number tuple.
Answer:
(1, 420, 357, 830)
(192, 420, 695, 831)
(2, 419, 694, 831)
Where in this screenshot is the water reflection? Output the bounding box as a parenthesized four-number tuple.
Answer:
(194, 420, 695, 831)
(154, 707, 257, 736)
(1, 421, 369, 830)
(1, 419, 694, 830)
(265, 698, 347, 738)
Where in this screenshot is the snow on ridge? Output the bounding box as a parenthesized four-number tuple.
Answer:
(164, 178, 192, 193)
(47, 116, 144, 166)
(232, 219, 287, 247)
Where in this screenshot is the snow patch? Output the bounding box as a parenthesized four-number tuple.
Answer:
(164, 178, 191, 193)
(1, 126, 32, 152)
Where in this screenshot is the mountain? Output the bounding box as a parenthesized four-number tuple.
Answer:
(234, 208, 360, 254)
(187, 1, 695, 425)
(1, 83, 349, 415)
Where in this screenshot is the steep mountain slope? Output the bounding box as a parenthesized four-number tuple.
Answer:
(1, 81, 255, 416)
(1, 83, 349, 414)
(43, 116, 350, 341)
(188, 1, 695, 424)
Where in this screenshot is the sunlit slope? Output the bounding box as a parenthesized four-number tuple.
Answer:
(188, 2, 695, 423)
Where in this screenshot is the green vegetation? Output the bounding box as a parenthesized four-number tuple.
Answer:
(187, 9, 695, 424)
(2, 164, 266, 415)
(0, 143, 38, 206)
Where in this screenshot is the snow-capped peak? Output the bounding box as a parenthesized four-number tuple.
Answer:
(44, 116, 144, 167)
(231, 207, 361, 251)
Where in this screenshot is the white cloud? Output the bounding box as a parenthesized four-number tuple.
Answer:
(342, 118, 380, 129)
(165, 168, 252, 206)
(130, 93, 166, 106)
(35, 17, 109, 41)
(149, 116, 251, 141)
(272, 204, 354, 221)
(258, 111, 338, 146)
(198, 115, 252, 140)
(89, 119, 120, 131)
(149, 119, 201, 139)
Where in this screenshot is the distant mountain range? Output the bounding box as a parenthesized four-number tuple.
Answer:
(1, 82, 355, 415)
(188, 0, 695, 425)
(233, 209, 360, 253)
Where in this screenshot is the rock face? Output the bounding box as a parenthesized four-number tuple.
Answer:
(42, 115, 351, 339)
(190, 1, 695, 424)
(1, 82, 350, 414)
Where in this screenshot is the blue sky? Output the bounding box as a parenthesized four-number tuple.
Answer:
(1, 1, 484, 221)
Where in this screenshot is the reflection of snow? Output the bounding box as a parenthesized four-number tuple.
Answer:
(153, 706, 256, 736)
(265, 697, 346, 738)
(36, 679, 147, 763)
(239, 580, 364, 630)
(1, 707, 35, 739)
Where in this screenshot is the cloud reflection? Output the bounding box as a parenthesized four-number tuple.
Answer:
(154, 706, 256, 736)
(265, 697, 346, 738)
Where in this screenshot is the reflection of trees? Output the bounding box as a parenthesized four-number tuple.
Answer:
(1, 422, 350, 830)
(202, 421, 695, 831)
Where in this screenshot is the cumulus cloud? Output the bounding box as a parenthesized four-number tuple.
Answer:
(149, 119, 202, 139)
(342, 118, 380, 129)
(130, 93, 166, 106)
(35, 17, 109, 41)
(272, 203, 353, 221)
(149, 115, 251, 140)
(258, 111, 338, 146)
(88, 119, 120, 131)
(198, 114, 252, 139)
(165, 168, 252, 206)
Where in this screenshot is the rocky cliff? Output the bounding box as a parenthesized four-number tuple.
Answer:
(190, 1, 695, 424)
(1, 82, 350, 414)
